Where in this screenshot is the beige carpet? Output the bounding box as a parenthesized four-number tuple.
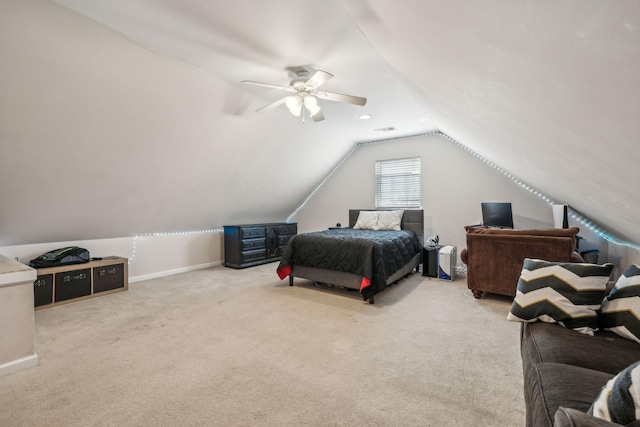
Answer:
(0, 263, 525, 426)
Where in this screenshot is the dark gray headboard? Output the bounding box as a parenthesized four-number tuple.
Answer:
(348, 209, 424, 245)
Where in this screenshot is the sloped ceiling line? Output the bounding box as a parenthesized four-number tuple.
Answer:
(285, 131, 441, 223)
(567, 209, 640, 251)
(285, 129, 640, 251)
(82, 127, 640, 268)
(443, 133, 640, 251)
(9, 1, 638, 250)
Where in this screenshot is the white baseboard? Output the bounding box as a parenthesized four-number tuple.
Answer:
(0, 354, 39, 378)
(455, 264, 467, 276)
(129, 261, 222, 283)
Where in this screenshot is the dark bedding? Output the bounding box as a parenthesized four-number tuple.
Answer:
(276, 228, 422, 301)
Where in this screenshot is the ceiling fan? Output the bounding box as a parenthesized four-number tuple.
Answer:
(242, 67, 367, 122)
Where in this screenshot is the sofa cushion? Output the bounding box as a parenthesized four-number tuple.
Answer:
(599, 265, 640, 343)
(589, 360, 640, 425)
(508, 259, 614, 334)
(521, 322, 640, 376)
(465, 225, 580, 245)
(520, 322, 640, 427)
(529, 362, 613, 427)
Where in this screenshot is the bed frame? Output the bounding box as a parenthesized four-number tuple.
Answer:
(288, 209, 424, 304)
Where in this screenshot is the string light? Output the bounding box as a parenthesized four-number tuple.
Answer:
(286, 131, 440, 222)
(287, 130, 639, 251)
(129, 228, 221, 264)
(442, 132, 640, 251)
(125, 131, 638, 265)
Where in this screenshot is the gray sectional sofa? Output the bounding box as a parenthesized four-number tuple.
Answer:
(521, 321, 640, 426)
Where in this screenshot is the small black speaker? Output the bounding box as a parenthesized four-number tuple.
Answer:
(422, 247, 439, 277)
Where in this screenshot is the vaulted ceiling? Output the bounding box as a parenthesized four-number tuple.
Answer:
(1, 1, 638, 246)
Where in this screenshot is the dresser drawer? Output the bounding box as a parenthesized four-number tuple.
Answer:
(242, 249, 266, 263)
(242, 238, 266, 250)
(278, 224, 297, 234)
(242, 227, 266, 239)
(279, 234, 294, 247)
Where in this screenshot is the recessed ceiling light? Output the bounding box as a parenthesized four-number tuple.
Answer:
(359, 114, 371, 120)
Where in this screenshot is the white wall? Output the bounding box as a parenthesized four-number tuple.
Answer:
(290, 133, 639, 276)
(2, 133, 638, 283)
(291, 133, 553, 251)
(0, 231, 222, 282)
(0, 0, 359, 247)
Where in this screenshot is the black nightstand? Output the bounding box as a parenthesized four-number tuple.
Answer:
(422, 246, 440, 277)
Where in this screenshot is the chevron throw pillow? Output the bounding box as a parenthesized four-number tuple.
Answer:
(588, 360, 640, 424)
(507, 258, 614, 335)
(599, 264, 640, 343)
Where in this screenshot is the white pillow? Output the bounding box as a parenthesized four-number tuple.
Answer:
(353, 211, 380, 230)
(353, 210, 404, 231)
(377, 210, 404, 231)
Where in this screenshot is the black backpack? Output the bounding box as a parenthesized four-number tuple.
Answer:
(29, 246, 90, 269)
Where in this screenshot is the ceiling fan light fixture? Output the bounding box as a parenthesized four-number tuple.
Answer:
(303, 95, 321, 116)
(243, 68, 366, 122)
(285, 95, 302, 116)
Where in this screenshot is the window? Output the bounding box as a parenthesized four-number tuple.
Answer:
(375, 157, 421, 208)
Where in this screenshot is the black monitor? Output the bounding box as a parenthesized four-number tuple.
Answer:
(481, 202, 514, 229)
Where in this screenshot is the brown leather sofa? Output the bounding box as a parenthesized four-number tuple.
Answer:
(460, 226, 582, 298)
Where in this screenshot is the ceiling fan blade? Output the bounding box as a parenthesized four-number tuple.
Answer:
(315, 91, 367, 106)
(305, 70, 333, 88)
(242, 80, 295, 92)
(255, 97, 286, 112)
(311, 110, 325, 122)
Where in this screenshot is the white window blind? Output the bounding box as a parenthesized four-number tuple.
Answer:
(375, 157, 421, 208)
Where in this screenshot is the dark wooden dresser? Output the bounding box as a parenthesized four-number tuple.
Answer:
(223, 222, 297, 268)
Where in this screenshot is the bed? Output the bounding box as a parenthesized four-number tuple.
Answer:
(276, 209, 424, 304)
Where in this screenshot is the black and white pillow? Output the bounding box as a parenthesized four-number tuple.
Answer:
(589, 360, 640, 425)
(599, 264, 640, 343)
(507, 258, 614, 335)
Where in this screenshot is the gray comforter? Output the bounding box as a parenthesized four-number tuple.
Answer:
(277, 228, 422, 300)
